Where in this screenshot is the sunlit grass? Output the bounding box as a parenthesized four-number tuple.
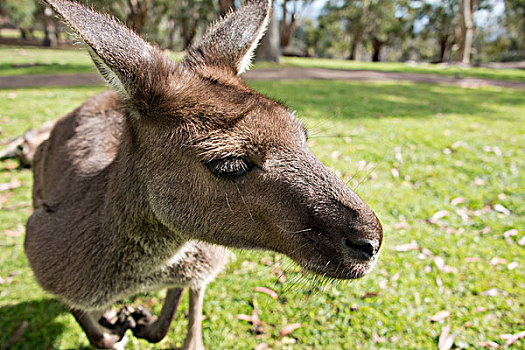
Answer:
(1, 81, 523, 349)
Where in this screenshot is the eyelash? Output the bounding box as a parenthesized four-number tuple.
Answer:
(207, 157, 255, 178)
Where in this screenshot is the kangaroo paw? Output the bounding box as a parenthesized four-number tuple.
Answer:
(129, 305, 160, 341)
(98, 306, 136, 338)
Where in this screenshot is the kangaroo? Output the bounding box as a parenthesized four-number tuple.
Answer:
(24, 0, 383, 349)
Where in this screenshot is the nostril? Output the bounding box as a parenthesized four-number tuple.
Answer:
(342, 237, 376, 260)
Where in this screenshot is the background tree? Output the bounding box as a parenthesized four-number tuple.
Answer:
(217, 0, 235, 16)
(417, 0, 458, 63)
(366, 0, 413, 62)
(503, 0, 525, 54)
(456, 0, 491, 64)
(279, 0, 313, 48)
(0, 0, 37, 39)
(125, 0, 152, 33)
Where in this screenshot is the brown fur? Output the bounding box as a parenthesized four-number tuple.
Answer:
(25, 1, 382, 348)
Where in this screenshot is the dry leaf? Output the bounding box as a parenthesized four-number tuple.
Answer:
(279, 323, 302, 337)
(237, 314, 253, 322)
(254, 287, 278, 300)
(442, 266, 458, 273)
(501, 331, 525, 347)
(372, 331, 387, 344)
(271, 267, 286, 283)
(394, 241, 420, 252)
(391, 168, 399, 178)
(477, 341, 500, 348)
(330, 151, 341, 159)
(434, 256, 445, 270)
(4, 229, 23, 237)
(455, 208, 469, 222)
(393, 222, 410, 230)
(493, 204, 511, 215)
(434, 257, 457, 273)
(361, 291, 380, 299)
(451, 197, 465, 206)
(254, 343, 270, 350)
(481, 226, 491, 234)
(429, 210, 449, 224)
(465, 257, 482, 263)
(490, 258, 507, 266)
(474, 177, 486, 186)
(6, 320, 28, 348)
(438, 325, 455, 350)
(0, 178, 21, 192)
(482, 288, 508, 297)
(430, 310, 451, 322)
(503, 229, 518, 245)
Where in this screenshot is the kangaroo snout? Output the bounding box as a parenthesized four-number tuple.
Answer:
(341, 214, 383, 261)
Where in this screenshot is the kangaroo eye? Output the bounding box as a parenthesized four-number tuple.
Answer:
(207, 157, 254, 178)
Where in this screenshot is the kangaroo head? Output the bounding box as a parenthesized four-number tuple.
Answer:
(47, 0, 382, 279)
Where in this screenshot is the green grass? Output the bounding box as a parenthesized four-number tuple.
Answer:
(274, 57, 525, 83)
(0, 47, 94, 76)
(1, 81, 524, 349)
(1, 46, 524, 84)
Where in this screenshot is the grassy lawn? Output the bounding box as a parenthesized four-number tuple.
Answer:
(0, 47, 94, 76)
(1, 81, 524, 349)
(1, 46, 524, 84)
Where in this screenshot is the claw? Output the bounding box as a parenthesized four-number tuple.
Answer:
(98, 307, 135, 337)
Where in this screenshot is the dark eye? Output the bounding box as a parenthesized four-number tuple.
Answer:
(207, 157, 254, 178)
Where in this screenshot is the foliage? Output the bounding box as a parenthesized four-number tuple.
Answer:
(502, 0, 525, 53)
(416, 0, 459, 62)
(317, 0, 415, 61)
(0, 0, 37, 32)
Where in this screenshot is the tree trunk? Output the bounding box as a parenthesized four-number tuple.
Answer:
(255, 12, 280, 63)
(349, 36, 363, 61)
(280, 0, 297, 48)
(218, 0, 236, 16)
(43, 6, 57, 47)
(20, 28, 27, 40)
(437, 36, 448, 63)
(462, 0, 474, 64)
(372, 38, 383, 62)
(126, 0, 151, 34)
(348, 0, 370, 61)
(444, 39, 454, 62)
(181, 12, 200, 49)
(457, 0, 474, 64)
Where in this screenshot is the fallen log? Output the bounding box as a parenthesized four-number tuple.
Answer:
(0, 120, 55, 168)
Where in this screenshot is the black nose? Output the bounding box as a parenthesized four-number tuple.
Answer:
(342, 237, 377, 260)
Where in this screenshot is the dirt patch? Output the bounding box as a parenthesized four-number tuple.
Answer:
(1, 68, 524, 89)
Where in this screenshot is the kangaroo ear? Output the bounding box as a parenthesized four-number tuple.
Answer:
(186, 0, 273, 76)
(45, 0, 168, 99)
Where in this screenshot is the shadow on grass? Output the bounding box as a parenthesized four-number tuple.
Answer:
(250, 80, 524, 122)
(0, 298, 68, 350)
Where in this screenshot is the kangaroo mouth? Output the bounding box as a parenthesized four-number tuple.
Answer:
(285, 230, 380, 280)
(299, 255, 378, 280)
